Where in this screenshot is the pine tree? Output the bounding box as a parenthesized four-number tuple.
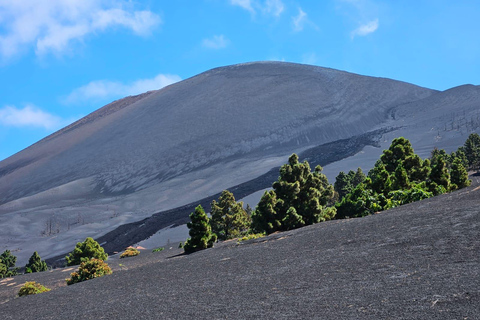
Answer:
(184, 205, 217, 253)
(0, 250, 18, 278)
(334, 171, 352, 199)
(25, 252, 48, 273)
(450, 158, 471, 189)
(464, 133, 480, 170)
(210, 190, 251, 240)
(65, 237, 108, 266)
(252, 154, 335, 234)
(251, 190, 280, 234)
(352, 167, 366, 186)
(429, 155, 450, 192)
(392, 164, 410, 190)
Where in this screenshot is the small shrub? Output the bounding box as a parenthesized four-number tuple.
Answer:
(65, 237, 108, 266)
(18, 281, 50, 297)
(237, 233, 266, 243)
(66, 258, 112, 285)
(120, 247, 140, 258)
(152, 247, 164, 253)
(178, 242, 184, 249)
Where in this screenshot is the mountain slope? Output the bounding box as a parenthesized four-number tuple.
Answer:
(1, 178, 479, 319)
(0, 61, 478, 265)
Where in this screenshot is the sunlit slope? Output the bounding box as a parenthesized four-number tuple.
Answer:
(0, 62, 434, 205)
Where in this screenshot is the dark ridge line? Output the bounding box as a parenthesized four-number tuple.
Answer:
(46, 127, 396, 267)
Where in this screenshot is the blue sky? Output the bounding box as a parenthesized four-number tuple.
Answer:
(0, 0, 479, 160)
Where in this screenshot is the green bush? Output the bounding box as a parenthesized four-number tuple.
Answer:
(237, 233, 266, 243)
(65, 237, 108, 266)
(120, 247, 140, 258)
(152, 247, 164, 253)
(18, 281, 50, 297)
(25, 251, 48, 273)
(66, 258, 112, 285)
(0, 250, 18, 278)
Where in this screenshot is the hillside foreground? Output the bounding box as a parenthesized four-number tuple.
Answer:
(1, 176, 479, 319)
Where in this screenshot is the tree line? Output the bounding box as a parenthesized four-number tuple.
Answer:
(2, 134, 479, 274)
(184, 133, 480, 252)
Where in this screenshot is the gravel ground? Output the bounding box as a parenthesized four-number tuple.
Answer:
(1, 178, 479, 319)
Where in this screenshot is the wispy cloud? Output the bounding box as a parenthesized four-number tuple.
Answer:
(0, 104, 65, 130)
(351, 19, 379, 38)
(230, 0, 255, 14)
(202, 35, 229, 49)
(0, 0, 161, 59)
(264, 0, 284, 17)
(231, 0, 284, 17)
(64, 73, 181, 105)
(292, 8, 308, 32)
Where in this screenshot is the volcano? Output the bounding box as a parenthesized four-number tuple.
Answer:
(0, 61, 479, 264)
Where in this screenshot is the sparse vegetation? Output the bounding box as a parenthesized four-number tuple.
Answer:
(18, 281, 50, 297)
(184, 205, 217, 253)
(66, 258, 112, 285)
(120, 247, 140, 258)
(65, 237, 108, 266)
(152, 247, 165, 253)
(25, 251, 48, 273)
(237, 233, 266, 243)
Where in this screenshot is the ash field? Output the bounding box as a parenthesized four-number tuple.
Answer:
(0, 61, 479, 265)
(1, 175, 479, 319)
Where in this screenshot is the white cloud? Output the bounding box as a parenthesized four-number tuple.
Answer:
(351, 19, 379, 38)
(0, 0, 161, 58)
(264, 0, 284, 17)
(0, 104, 64, 130)
(292, 8, 307, 32)
(230, 0, 284, 17)
(202, 35, 229, 49)
(230, 0, 255, 14)
(64, 73, 182, 104)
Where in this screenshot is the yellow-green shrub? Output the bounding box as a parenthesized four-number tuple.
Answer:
(237, 233, 266, 243)
(66, 258, 112, 285)
(120, 247, 140, 258)
(18, 281, 50, 296)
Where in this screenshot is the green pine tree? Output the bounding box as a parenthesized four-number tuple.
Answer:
(464, 133, 480, 171)
(251, 190, 281, 234)
(210, 190, 251, 240)
(0, 250, 18, 278)
(25, 252, 48, 273)
(184, 205, 217, 253)
(429, 155, 450, 193)
(450, 158, 471, 189)
(252, 154, 335, 234)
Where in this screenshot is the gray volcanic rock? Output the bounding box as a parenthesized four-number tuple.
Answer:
(1, 178, 479, 319)
(0, 61, 478, 264)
